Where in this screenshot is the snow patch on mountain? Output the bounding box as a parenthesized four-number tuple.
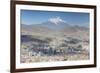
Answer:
(48, 16, 66, 25)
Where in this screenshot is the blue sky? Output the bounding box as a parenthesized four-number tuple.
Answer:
(21, 10, 90, 27)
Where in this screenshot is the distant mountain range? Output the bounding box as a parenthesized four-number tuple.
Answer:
(41, 21, 70, 30)
(22, 20, 88, 33)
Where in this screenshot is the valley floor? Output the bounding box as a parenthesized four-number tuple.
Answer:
(21, 53, 89, 63)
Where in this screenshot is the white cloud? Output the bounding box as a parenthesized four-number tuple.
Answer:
(48, 16, 65, 25)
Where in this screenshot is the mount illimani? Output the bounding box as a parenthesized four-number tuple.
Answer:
(21, 19, 89, 63)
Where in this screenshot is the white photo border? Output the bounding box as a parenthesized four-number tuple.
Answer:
(15, 4, 94, 69)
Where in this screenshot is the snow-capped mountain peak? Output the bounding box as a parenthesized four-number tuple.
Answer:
(48, 16, 66, 25)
